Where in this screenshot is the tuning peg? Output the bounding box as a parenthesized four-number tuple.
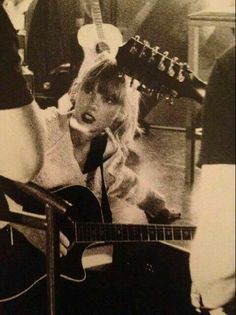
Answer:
(183, 62, 190, 71)
(143, 40, 150, 47)
(159, 86, 178, 105)
(137, 83, 147, 93)
(152, 46, 160, 54)
(148, 46, 160, 63)
(158, 51, 169, 71)
(130, 38, 139, 55)
(177, 62, 186, 82)
(136, 83, 154, 96)
(134, 35, 141, 41)
(43, 82, 51, 90)
(139, 42, 150, 58)
(168, 57, 179, 77)
(130, 35, 141, 54)
(164, 93, 177, 105)
(130, 46, 138, 55)
(168, 90, 178, 104)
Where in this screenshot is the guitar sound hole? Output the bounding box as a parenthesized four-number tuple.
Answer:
(96, 42, 110, 54)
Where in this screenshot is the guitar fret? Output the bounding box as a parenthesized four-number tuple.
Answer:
(180, 228, 183, 240)
(157, 226, 162, 240)
(173, 226, 182, 240)
(183, 228, 192, 240)
(151, 226, 157, 241)
(147, 227, 150, 241)
(165, 227, 173, 240)
(104, 225, 109, 241)
(143, 225, 149, 240)
(80, 224, 85, 242)
(163, 226, 166, 240)
(91, 0, 105, 41)
(115, 225, 120, 240)
(75, 222, 78, 242)
(86, 224, 90, 241)
(128, 225, 135, 241)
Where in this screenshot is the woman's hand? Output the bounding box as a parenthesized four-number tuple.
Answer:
(59, 232, 70, 257)
(145, 207, 181, 224)
(137, 191, 181, 224)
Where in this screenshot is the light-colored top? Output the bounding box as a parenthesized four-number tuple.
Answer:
(2, 101, 165, 227)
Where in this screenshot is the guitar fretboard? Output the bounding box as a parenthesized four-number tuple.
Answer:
(74, 223, 196, 243)
(91, 0, 105, 40)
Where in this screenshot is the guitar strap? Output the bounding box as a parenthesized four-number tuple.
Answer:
(100, 162, 112, 223)
(83, 133, 112, 223)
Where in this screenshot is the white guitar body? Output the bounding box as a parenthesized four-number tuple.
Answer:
(77, 23, 123, 76)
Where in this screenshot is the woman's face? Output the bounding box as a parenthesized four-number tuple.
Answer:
(73, 87, 123, 137)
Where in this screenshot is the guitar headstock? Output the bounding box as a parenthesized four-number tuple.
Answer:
(116, 36, 206, 104)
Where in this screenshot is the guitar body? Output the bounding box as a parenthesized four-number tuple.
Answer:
(77, 23, 123, 75)
(0, 185, 103, 302)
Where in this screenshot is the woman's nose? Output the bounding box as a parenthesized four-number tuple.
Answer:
(89, 98, 100, 111)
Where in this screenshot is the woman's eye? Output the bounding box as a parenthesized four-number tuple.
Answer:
(84, 86, 93, 95)
(104, 96, 116, 104)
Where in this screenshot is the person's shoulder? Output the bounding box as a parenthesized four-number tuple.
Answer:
(0, 4, 16, 37)
(217, 45, 235, 71)
(220, 45, 235, 60)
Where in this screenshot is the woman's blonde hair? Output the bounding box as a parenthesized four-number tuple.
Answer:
(69, 57, 141, 154)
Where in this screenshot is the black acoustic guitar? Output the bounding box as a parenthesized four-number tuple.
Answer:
(0, 185, 196, 302)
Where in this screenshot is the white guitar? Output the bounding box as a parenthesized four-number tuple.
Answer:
(77, 0, 123, 76)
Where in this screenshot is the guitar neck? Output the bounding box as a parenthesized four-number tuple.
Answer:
(116, 37, 207, 104)
(74, 223, 196, 243)
(91, 0, 105, 40)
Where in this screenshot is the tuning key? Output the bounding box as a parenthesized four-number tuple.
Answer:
(137, 83, 147, 93)
(177, 63, 186, 82)
(183, 62, 190, 70)
(130, 41, 139, 55)
(153, 46, 160, 54)
(168, 90, 178, 104)
(130, 35, 141, 55)
(134, 35, 141, 42)
(168, 57, 179, 77)
(158, 51, 169, 71)
(148, 46, 160, 63)
(143, 40, 150, 47)
(139, 40, 150, 58)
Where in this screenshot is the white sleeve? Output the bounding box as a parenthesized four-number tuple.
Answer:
(190, 164, 235, 309)
(0, 101, 45, 182)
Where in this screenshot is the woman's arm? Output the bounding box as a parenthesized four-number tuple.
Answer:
(105, 155, 179, 222)
(0, 101, 44, 182)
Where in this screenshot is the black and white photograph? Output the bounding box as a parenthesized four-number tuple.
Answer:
(0, 0, 235, 314)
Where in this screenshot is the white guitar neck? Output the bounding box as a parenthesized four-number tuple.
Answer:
(90, 0, 105, 41)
